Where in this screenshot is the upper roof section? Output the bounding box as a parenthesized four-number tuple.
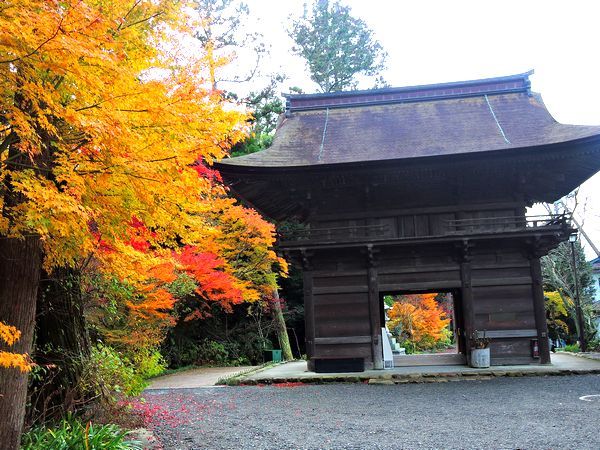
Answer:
(286, 71, 533, 112)
(217, 71, 600, 170)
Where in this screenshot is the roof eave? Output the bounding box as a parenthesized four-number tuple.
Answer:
(214, 132, 600, 176)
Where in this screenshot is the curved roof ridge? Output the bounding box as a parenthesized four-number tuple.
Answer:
(286, 71, 534, 112)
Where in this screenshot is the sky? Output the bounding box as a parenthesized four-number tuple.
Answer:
(231, 0, 600, 259)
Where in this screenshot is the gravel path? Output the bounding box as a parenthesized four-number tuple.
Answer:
(140, 375, 600, 449)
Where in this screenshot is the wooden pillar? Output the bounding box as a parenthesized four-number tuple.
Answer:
(302, 263, 316, 371)
(368, 265, 383, 369)
(529, 255, 551, 364)
(459, 240, 475, 364)
(460, 261, 475, 362)
(365, 245, 383, 369)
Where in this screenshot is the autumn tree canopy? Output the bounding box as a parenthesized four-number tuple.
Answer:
(0, 1, 285, 445)
(387, 293, 451, 351)
(0, 0, 285, 329)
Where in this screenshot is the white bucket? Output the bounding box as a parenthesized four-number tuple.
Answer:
(470, 348, 490, 368)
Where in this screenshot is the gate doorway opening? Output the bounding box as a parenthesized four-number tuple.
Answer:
(380, 289, 467, 366)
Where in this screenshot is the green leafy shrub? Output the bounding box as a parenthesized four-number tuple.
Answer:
(163, 336, 200, 367)
(82, 344, 147, 400)
(399, 339, 417, 355)
(197, 339, 229, 365)
(163, 335, 260, 367)
(163, 298, 294, 368)
(564, 343, 580, 352)
(229, 332, 270, 365)
(588, 339, 600, 351)
(129, 348, 166, 379)
(21, 415, 141, 449)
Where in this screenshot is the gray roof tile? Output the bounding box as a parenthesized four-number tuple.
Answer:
(217, 74, 600, 170)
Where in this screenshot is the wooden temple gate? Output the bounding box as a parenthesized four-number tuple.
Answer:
(280, 213, 570, 369)
(216, 71, 600, 370)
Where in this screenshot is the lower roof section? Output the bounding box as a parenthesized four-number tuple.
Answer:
(218, 138, 600, 222)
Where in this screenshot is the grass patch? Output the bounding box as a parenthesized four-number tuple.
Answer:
(557, 343, 580, 353)
(21, 415, 141, 450)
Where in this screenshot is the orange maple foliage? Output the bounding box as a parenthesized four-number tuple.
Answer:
(0, 322, 31, 372)
(176, 246, 245, 319)
(388, 293, 450, 350)
(1, 0, 241, 260)
(0, 0, 284, 349)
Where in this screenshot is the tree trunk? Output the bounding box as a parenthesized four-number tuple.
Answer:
(0, 236, 42, 450)
(29, 268, 90, 423)
(271, 289, 293, 360)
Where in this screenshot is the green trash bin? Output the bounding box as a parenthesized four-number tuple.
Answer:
(263, 349, 282, 362)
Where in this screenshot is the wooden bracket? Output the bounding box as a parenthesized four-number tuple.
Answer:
(527, 235, 547, 259)
(455, 238, 473, 263)
(300, 248, 313, 270)
(365, 244, 379, 268)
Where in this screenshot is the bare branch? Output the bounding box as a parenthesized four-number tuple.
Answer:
(115, 109, 149, 113)
(122, 11, 164, 30)
(1, 160, 52, 172)
(75, 92, 143, 111)
(117, 0, 143, 32)
(0, 131, 18, 155)
(146, 155, 177, 163)
(123, 171, 160, 183)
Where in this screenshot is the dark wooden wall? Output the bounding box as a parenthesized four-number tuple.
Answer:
(302, 205, 547, 368)
(305, 250, 372, 370)
(312, 203, 526, 240)
(470, 244, 538, 365)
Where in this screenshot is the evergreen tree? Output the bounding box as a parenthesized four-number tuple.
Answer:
(231, 75, 286, 157)
(542, 241, 596, 343)
(289, 0, 387, 92)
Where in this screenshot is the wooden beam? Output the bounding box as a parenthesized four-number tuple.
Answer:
(490, 356, 535, 365)
(279, 228, 565, 252)
(314, 336, 372, 345)
(310, 261, 529, 277)
(378, 265, 460, 275)
(313, 201, 526, 221)
(313, 285, 369, 295)
(475, 329, 537, 338)
(471, 276, 532, 287)
(379, 280, 462, 292)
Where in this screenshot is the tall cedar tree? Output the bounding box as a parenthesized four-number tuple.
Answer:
(289, 0, 387, 92)
(0, 1, 284, 446)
